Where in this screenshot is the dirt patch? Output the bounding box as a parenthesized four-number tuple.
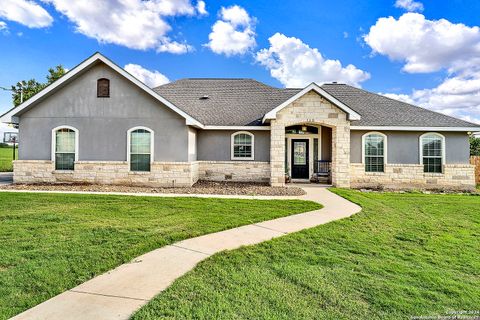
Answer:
(0, 180, 306, 196)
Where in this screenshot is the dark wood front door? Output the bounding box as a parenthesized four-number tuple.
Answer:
(291, 139, 309, 179)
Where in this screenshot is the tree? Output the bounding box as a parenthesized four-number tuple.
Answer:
(470, 136, 480, 156)
(11, 65, 67, 107)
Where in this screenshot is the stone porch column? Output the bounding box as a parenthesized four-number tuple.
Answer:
(270, 119, 285, 187)
(331, 124, 350, 187)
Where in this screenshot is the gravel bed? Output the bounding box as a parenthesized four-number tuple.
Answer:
(0, 180, 306, 196)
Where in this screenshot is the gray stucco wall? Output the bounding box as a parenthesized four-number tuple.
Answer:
(197, 130, 270, 161)
(18, 62, 190, 162)
(350, 130, 470, 164)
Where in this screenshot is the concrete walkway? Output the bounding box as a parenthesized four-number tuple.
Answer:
(11, 185, 361, 320)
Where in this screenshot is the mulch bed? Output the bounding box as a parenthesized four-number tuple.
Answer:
(0, 180, 306, 196)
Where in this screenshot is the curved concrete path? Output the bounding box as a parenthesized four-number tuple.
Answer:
(10, 185, 361, 320)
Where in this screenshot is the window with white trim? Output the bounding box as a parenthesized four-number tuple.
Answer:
(420, 133, 444, 173)
(363, 132, 386, 172)
(53, 127, 78, 171)
(231, 131, 254, 160)
(128, 128, 153, 172)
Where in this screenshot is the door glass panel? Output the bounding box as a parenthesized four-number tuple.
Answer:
(293, 142, 307, 165)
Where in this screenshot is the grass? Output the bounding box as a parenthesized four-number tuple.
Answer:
(0, 146, 17, 172)
(133, 189, 480, 320)
(0, 192, 320, 319)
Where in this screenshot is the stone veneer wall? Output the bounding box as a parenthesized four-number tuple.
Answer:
(197, 161, 270, 183)
(13, 160, 200, 187)
(13, 160, 270, 186)
(350, 163, 476, 191)
(270, 91, 350, 187)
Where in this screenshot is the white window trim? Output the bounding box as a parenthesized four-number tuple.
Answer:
(362, 131, 387, 171)
(231, 131, 254, 160)
(51, 125, 79, 166)
(127, 126, 155, 163)
(419, 132, 445, 172)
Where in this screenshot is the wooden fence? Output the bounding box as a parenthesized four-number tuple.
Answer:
(471, 156, 480, 184)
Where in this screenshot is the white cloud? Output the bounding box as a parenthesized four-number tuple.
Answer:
(364, 13, 480, 73)
(0, 21, 8, 32)
(255, 33, 370, 88)
(196, 1, 207, 15)
(382, 72, 480, 124)
(206, 5, 256, 56)
(367, 12, 480, 124)
(124, 63, 169, 87)
(0, 0, 53, 28)
(42, 0, 203, 53)
(394, 0, 424, 12)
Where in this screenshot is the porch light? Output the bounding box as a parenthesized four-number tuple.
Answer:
(301, 126, 307, 132)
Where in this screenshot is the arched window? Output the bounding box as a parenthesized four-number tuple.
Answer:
(231, 131, 254, 160)
(420, 133, 444, 173)
(127, 127, 154, 172)
(52, 126, 78, 171)
(362, 132, 387, 172)
(97, 78, 110, 97)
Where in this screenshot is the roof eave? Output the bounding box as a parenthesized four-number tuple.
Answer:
(351, 125, 480, 132)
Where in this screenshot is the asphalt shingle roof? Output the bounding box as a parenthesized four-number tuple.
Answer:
(154, 79, 300, 126)
(154, 79, 479, 128)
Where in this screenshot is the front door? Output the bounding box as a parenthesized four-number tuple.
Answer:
(291, 139, 309, 179)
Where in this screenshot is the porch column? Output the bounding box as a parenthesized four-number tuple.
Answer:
(331, 124, 350, 187)
(270, 119, 285, 186)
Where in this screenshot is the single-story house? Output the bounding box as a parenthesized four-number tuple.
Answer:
(1, 53, 479, 190)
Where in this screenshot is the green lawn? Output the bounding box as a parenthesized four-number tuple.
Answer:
(0, 192, 320, 320)
(0, 146, 17, 172)
(133, 189, 480, 320)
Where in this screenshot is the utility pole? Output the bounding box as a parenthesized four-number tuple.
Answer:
(1, 84, 23, 104)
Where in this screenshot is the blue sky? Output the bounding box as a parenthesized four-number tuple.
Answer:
(0, 0, 479, 124)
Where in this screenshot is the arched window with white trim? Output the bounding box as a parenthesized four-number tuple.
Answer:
(231, 131, 254, 160)
(420, 133, 444, 173)
(52, 126, 78, 171)
(127, 127, 154, 172)
(362, 132, 387, 172)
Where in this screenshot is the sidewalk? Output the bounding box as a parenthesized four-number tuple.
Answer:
(11, 185, 361, 320)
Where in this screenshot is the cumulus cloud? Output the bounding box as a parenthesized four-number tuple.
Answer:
(367, 12, 480, 124)
(206, 5, 256, 56)
(382, 72, 480, 124)
(0, 21, 8, 32)
(394, 0, 424, 12)
(256, 33, 370, 88)
(124, 63, 169, 87)
(0, 0, 53, 28)
(42, 0, 205, 53)
(196, 1, 207, 15)
(364, 13, 480, 74)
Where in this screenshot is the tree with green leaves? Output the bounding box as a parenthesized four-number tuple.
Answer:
(470, 135, 480, 156)
(11, 65, 67, 107)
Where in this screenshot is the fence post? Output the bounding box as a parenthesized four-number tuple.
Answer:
(470, 156, 480, 184)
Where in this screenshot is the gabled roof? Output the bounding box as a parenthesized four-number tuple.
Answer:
(1, 52, 479, 131)
(0, 52, 203, 127)
(262, 82, 361, 122)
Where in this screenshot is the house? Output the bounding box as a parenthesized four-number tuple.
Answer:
(1, 53, 479, 190)
(0, 123, 18, 146)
